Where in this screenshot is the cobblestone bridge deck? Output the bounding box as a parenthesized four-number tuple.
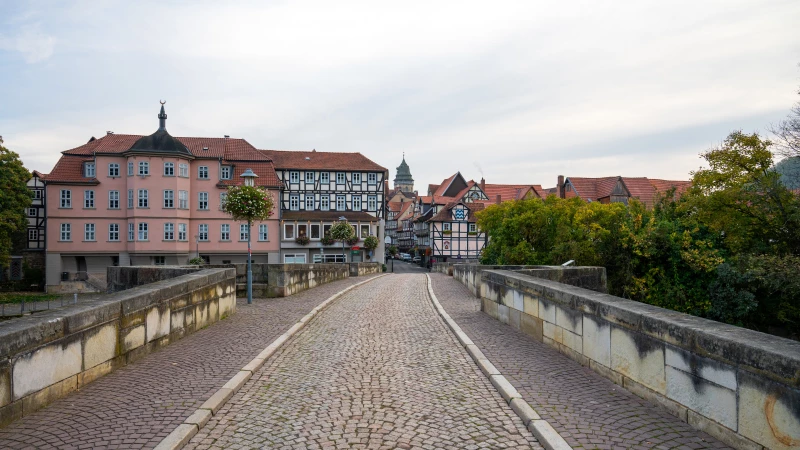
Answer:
(0, 273, 729, 449)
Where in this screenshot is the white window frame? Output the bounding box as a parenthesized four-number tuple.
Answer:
(198, 224, 208, 241)
(179, 190, 188, 209)
(367, 173, 377, 184)
(240, 224, 249, 241)
(198, 166, 209, 179)
(305, 196, 314, 211)
(128, 223, 134, 241)
(336, 195, 346, 211)
(367, 195, 377, 211)
(219, 192, 228, 210)
(469, 223, 477, 232)
(258, 224, 268, 241)
(29, 229, 38, 241)
(443, 223, 451, 231)
(108, 163, 119, 177)
(284, 223, 295, 240)
(60, 223, 71, 241)
(138, 161, 149, 176)
(305, 171, 314, 184)
(164, 190, 174, 208)
(336, 172, 346, 185)
(109, 190, 119, 209)
(360, 224, 369, 238)
(178, 223, 187, 241)
(290, 194, 300, 211)
(164, 223, 174, 240)
(320, 195, 330, 211)
(109, 223, 119, 241)
(84, 223, 95, 241)
(84, 162, 95, 178)
(220, 166, 232, 180)
(198, 192, 209, 210)
(138, 223, 148, 241)
(289, 171, 300, 183)
(221, 224, 230, 241)
(353, 196, 361, 211)
(138, 189, 149, 208)
(179, 163, 188, 178)
(84, 190, 95, 208)
(127, 161, 134, 176)
(310, 224, 320, 240)
(128, 189, 134, 209)
(320, 172, 330, 184)
(60, 189, 71, 208)
(352, 173, 361, 184)
(164, 162, 174, 176)
(284, 254, 307, 264)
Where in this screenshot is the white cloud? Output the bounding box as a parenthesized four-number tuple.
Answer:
(0, 25, 55, 63)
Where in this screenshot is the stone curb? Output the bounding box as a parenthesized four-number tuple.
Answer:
(424, 274, 573, 450)
(153, 274, 389, 450)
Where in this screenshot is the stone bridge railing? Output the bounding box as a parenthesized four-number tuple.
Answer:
(0, 268, 235, 427)
(442, 264, 800, 450)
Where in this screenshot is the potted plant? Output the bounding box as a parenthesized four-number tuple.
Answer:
(346, 236, 360, 246)
(363, 235, 379, 260)
(321, 233, 335, 245)
(295, 235, 310, 245)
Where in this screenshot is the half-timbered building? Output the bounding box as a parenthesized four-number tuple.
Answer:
(428, 201, 486, 261)
(259, 149, 388, 263)
(26, 171, 47, 251)
(557, 175, 691, 208)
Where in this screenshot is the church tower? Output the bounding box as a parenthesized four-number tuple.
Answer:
(393, 154, 414, 192)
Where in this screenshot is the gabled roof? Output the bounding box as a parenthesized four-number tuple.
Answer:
(216, 162, 281, 188)
(427, 184, 440, 195)
(429, 201, 485, 223)
(565, 176, 690, 208)
(434, 172, 469, 197)
(45, 155, 98, 185)
(259, 149, 386, 171)
(482, 183, 542, 202)
(62, 133, 270, 161)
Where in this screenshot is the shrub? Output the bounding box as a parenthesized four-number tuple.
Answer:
(295, 235, 310, 245)
(188, 257, 205, 265)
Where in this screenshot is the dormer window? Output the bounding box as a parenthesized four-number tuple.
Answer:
(84, 163, 95, 177)
(220, 166, 232, 180)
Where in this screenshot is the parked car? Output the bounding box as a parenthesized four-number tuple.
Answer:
(412, 256, 421, 263)
(400, 253, 412, 262)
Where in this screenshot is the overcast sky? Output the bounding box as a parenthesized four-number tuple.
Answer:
(2, 0, 799, 189)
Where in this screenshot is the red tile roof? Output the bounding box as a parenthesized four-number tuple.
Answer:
(63, 133, 270, 161)
(482, 184, 542, 202)
(429, 202, 486, 222)
(565, 176, 690, 208)
(45, 155, 98, 184)
(216, 162, 281, 188)
(433, 174, 457, 197)
(427, 184, 440, 195)
(259, 149, 386, 171)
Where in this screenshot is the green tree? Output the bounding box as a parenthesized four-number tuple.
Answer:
(329, 221, 355, 242)
(0, 138, 31, 268)
(684, 131, 800, 255)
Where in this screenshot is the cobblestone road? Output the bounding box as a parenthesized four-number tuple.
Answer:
(0, 276, 379, 450)
(187, 274, 539, 450)
(430, 273, 732, 450)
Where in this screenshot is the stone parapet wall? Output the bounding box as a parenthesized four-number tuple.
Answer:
(204, 263, 351, 298)
(349, 262, 382, 277)
(0, 268, 235, 427)
(107, 266, 203, 293)
(472, 268, 800, 450)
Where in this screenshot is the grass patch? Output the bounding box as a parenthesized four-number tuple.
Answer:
(0, 292, 59, 304)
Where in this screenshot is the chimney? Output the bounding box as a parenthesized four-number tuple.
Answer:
(557, 175, 565, 198)
(495, 194, 501, 205)
(480, 177, 485, 192)
(224, 135, 230, 139)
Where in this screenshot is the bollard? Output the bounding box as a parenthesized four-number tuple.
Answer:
(73, 293, 78, 304)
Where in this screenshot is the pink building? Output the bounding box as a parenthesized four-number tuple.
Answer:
(44, 104, 281, 290)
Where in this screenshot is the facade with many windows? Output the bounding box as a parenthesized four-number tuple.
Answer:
(44, 104, 281, 290)
(260, 149, 387, 263)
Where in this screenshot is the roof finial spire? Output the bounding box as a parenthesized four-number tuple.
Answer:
(158, 100, 167, 131)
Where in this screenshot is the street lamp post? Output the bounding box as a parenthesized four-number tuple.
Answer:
(194, 235, 199, 259)
(241, 168, 258, 305)
(338, 216, 347, 263)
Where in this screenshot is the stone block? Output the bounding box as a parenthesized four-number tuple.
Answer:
(0, 361, 10, 407)
(62, 301, 120, 334)
(528, 419, 572, 450)
(195, 303, 209, 329)
(497, 304, 510, 325)
(482, 298, 498, 319)
(688, 411, 761, 450)
(120, 308, 146, 330)
(13, 337, 82, 400)
(520, 313, 543, 341)
(509, 398, 540, 424)
(665, 346, 736, 391)
(665, 366, 736, 430)
(122, 325, 145, 352)
(523, 294, 538, 317)
(624, 376, 687, 421)
(512, 290, 524, 311)
(502, 289, 514, 308)
(154, 423, 198, 450)
(561, 329, 582, 354)
(146, 306, 171, 343)
(0, 401, 22, 428)
(171, 309, 185, 332)
(78, 359, 116, 387)
(222, 370, 252, 393)
(169, 293, 191, 311)
(208, 298, 219, 324)
(555, 305, 582, 336)
(589, 360, 623, 386)
(508, 308, 521, 331)
(543, 321, 556, 340)
(21, 374, 77, 414)
(610, 327, 665, 394)
(490, 375, 521, 403)
(583, 316, 611, 367)
(539, 299, 556, 324)
(219, 293, 236, 319)
(738, 371, 800, 450)
(184, 409, 212, 429)
(83, 323, 118, 370)
(199, 388, 234, 415)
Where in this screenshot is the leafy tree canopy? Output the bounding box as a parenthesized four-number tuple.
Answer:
(329, 221, 355, 241)
(0, 139, 31, 267)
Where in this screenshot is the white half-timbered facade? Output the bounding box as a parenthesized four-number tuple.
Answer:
(428, 201, 487, 262)
(260, 149, 388, 263)
(26, 171, 47, 251)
